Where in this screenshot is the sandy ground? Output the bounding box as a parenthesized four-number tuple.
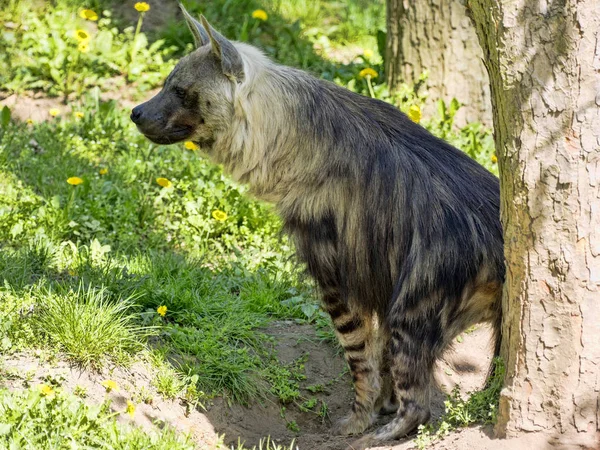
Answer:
(0, 322, 521, 450)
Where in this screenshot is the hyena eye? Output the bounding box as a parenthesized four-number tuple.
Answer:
(174, 87, 186, 99)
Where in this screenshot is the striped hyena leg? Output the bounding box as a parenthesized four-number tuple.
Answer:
(367, 316, 439, 444)
(349, 314, 440, 449)
(323, 293, 382, 435)
(374, 341, 399, 415)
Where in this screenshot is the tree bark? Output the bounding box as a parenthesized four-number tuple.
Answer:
(467, 0, 600, 444)
(386, 0, 492, 127)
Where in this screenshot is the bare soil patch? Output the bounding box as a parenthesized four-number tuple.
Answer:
(0, 86, 159, 124)
(0, 321, 500, 450)
(0, 353, 218, 447)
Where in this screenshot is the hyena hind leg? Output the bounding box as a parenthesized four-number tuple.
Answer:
(356, 323, 438, 447)
(326, 300, 382, 436)
(374, 344, 399, 415)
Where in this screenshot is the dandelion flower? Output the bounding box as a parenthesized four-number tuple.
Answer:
(38, 384, 55, 398)
(67, 177, 83, 185)
(79, 9, 99, 21)
(73, 29, 90, 42)
(126, 400, 136, 418)
(407, 105, 422, 123)
(78, 42, 90, 53)
(74, 111, 84, 119)
(101, 380, 118, 392)
(157, 305, 167, 317)
(358, 68, 378, 79)
(134, 2, 150, 12)
(99, 167, 108, 175)
(212, 210, 227, 221)
(26, 118, 34, 125)
(491, 154, 498, 164)
(184, 141, 199, 150)
(251, 9, 268, 21)
(156, 177, 172, 188)
(49, 108, 60, 117)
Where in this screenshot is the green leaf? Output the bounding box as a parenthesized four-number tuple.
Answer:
(10, 221, 23, 238)
(1, 105, 10, 128)
(300, 303, 319, 319)
(1, 337, 12, 350)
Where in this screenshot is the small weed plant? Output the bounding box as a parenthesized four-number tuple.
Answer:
(0, 0, 175, 98)
(415, 358, 505, 449)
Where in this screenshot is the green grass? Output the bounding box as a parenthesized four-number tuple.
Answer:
(32, 283, 147, 369)
(0, 387, 195, 450)
(0, 93, 313, 402)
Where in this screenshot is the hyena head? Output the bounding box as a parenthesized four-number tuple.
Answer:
(130, 6, 244, 147)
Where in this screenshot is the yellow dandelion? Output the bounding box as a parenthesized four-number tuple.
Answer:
(358, 68, 378, 79)
(100, 380, 118, 392)
(407, 105, 422, 123)
(157, 305, 167, 317)
(126, 400, 136, 418)
(49, 108, 60, 117)
(73, 29, 90, 42)
(491, 154, 498, 164)
(78, 42, 90, 53)
(99, 167, 108, 175)
(184, 141, 199, 150)
(26, 118, 34, 125)
(74, 111, 84, 119)
(363, 49, 374, 59)
(251, 9, 268, 21)
(38, 384, 55, 398)
(67, 177, 83, 185)
(156, 177, 172, 188)
(134, 2, 150, 12)
(212, 210, 227, 221)
(79, 9, 99, 21)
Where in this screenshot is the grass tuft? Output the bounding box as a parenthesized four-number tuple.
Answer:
(33, 284, 150, 368)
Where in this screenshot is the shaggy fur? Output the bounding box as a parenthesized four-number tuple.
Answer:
(131, 7, 505, 447)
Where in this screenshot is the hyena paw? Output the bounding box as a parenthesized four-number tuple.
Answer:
(333, 412, 373, 436)
(345, 435, 374, 450)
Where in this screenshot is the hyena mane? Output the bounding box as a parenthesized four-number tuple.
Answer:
(132, 10, 505, 448)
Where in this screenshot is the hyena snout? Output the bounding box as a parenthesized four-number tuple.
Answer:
(129, 105, 144, 124)
(130, 103, 168, 132)
(130, 98, 195, 145)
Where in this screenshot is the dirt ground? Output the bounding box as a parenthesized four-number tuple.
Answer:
(0, 321, 512, 450)
(0, 87, 155, 123)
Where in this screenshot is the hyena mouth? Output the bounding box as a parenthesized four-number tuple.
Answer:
(141, 126, 194, 145)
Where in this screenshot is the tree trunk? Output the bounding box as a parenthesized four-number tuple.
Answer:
(385, 0, 492, 127)
(467, 0, 600, 444)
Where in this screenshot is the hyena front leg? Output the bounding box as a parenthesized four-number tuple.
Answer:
(323, 292, 382, 435)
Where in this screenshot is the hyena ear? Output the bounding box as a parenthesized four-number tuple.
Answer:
(179, 3, 209, 48)
(200, 15, 245, 83)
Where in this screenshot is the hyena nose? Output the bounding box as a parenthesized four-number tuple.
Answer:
(130, 106, 143, 124)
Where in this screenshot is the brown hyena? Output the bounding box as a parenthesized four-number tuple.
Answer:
(131, 5, 504, 448)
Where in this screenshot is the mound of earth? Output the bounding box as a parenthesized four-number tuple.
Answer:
(0, 321, 500, 450)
